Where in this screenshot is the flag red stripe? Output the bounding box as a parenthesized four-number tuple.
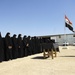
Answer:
(65, 15, 72, 25)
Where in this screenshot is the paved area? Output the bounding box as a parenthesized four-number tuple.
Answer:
(0, 46, 75, 75)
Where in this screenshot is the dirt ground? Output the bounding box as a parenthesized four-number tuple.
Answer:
(0, 46, 75, 75)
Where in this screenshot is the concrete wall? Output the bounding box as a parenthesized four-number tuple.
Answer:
(51, 34, 75, 45)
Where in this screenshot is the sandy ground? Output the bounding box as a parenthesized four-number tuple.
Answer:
(0, 46, 75, 75)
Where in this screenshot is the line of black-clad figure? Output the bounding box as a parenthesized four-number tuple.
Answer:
(0, 32, 59, 62)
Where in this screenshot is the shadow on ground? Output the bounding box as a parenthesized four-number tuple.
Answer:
(60, 56, 75, 57)
(31, 56, 49, 59)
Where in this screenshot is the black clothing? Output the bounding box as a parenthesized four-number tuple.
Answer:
(23, 36, 28, 56)
(0, 33, 4, 62)
(33, 37, 39, 54)
(36, 38, 41, 53)
(17, 34, 24, 58)
(26, 37, 32, 56)
(5, 33, 13, 60)
(30, 38, 35, 55)
(12, 35, 18, 59)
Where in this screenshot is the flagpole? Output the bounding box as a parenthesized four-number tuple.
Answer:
(64, 15, 74, 49)
(63, 15, 67, 49)
(64, 23, 67, 47)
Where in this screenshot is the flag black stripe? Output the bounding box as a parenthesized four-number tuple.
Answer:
(65, 22, 73, 32)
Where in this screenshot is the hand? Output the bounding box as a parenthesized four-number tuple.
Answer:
(8, 46, 12, 49)
(19, 46, 20, 48)
(26, 44, 29, 47)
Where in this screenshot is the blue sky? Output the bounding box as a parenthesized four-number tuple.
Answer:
(0, 0, 75, 37)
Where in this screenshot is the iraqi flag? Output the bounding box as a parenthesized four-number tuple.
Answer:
(65, 15, 74, 32)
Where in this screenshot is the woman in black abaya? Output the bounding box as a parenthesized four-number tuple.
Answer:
(5, 32, 13, 60)
(0, 32, 4, 62)
(17, 34, 24, 58)
(12, 34, 18, 59)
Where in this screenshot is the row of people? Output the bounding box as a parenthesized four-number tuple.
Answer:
(0, 32, 59, 62)
(0, 32, 42, 62)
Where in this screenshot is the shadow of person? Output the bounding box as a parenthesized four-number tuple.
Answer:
(60, 56, 75, 57)
(31, 56, 48, 59)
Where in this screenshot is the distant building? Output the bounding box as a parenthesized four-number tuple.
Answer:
(38, 33, 75, 45)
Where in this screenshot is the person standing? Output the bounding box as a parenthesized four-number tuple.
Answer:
(5, 32, 13, 60)
(23, 35, 28, 56)
(26, 36, 32, 56)
(12, 34, 18, 59)
(17, 34, 24, 58)
(0, 32, 5, 62)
